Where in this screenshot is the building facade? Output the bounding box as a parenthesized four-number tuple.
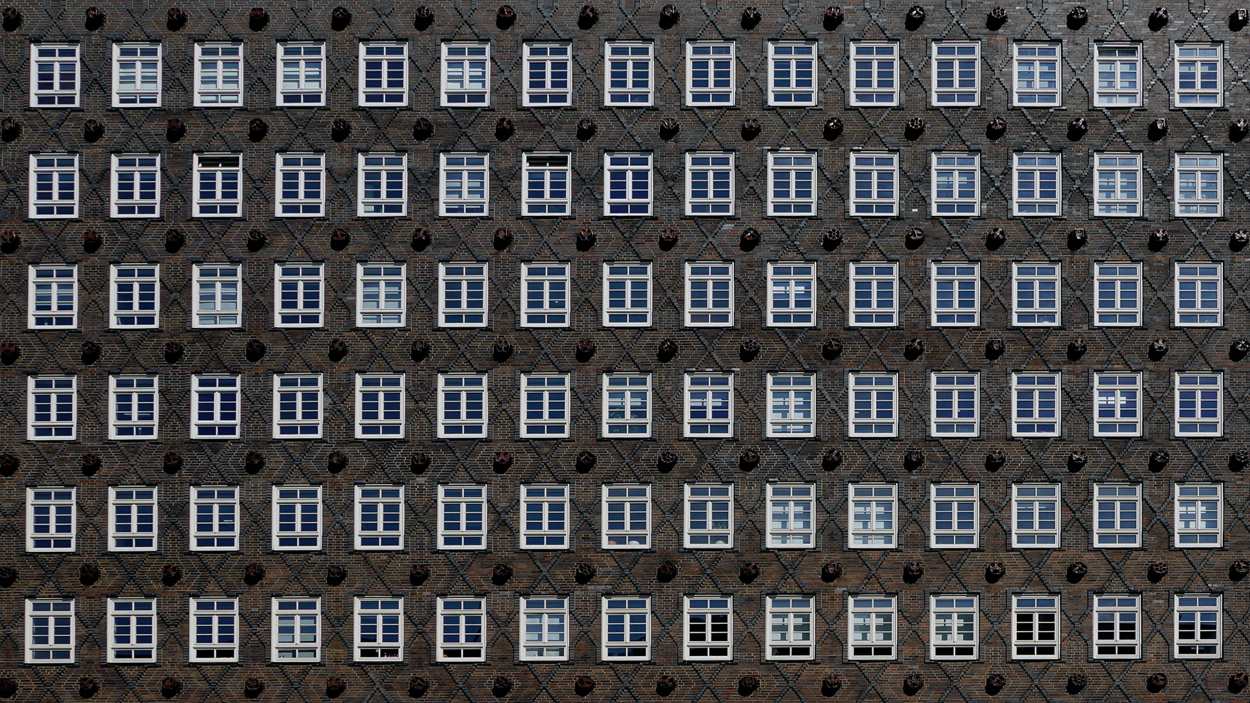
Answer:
(0, 0, 1248, 700)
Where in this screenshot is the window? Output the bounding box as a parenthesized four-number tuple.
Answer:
(930, 596, 978, 660)
(602, 484, 651, 549)
(686, 42, 734, 105)
(1175, 372, 1222, 437)
(1012, 153, 1061, 215)
(849, 42, 899, 106)
(603, 153, 653, 216)
(26, 487, 75, 552)
(520, 374, 570, 438)
(112, 43, 160, 106)
(193, 154, 242, 217)
(931, 372, 979, 437)
(357, 153, 407, 216)
(1175, 262, 1222, 326)
(603, 263, 652, 326)
(109, 376, 158, 440)
(27, 376, 76, 441)
(521, 262, 570, 327)
(28, 264, 77, 329)
(684, 484, 733, 548)
(1094, 153, 1142, 216)
(931, 262, 979, 326)
(354, 597, 403, 661)
(1012, 484, 1060, 548)
(26, 599, 74, 664)
(355, 374, 405, 438)
(684, 372, 734, 437)
(1093, 595, 1140, 659)
(767, 151, 817, 216)
(273, 374, 322, 438)
(1013, 43, 1060, 106)
(355, 486, 404, 550)
(275, 153, 324, 217)
(522, 153, 571, 216)
(357, 263, 405, 327)
(439, 153, 489, 216)
(28, 153, 78, 219)
(768, 42, 816, 106)
(1175, 483, 1222, 547)
(107, 599, 156, 663)
(932, 41, 980, 105)
(604, 42, 653, 106)
(521, 485, 569, 549)
(849, 262, 898, 326)
(276, 42, 325, 106)
(1174, 153, 1223, 216)
(849, 373, 898, 437)
(111, 154, 160, 217)
(1174, 43, 1222, 107)
(686, 152, 735, 216)
(110, 264, 159, 328)
(520, 597, 568, 661)
(271, 486, 322, 551)
(766, 596, 814, 660)
(523, 43, 571, 106)
(766, 483, 815, 548)
(191, 264, 240, 329)
(194, 43, 243, 106)
(189, 598, 238, 662)
(359, 42, 407, 106)
(1094, 372, 1142, 437)
(439, 263, 488, 327)
(848, 484, 896, 549)
(930, 153, 979, 216)
(1175, 595, 1221, 658)
(31, 44, 79, 107)
(274, 263, 324, 327)
(1094, 262, 1141, 326)
(1012, 595, 1059, 660)
(768, 262, 815, 326)
(190, 486, 238, 551)
(1012, 262, 1061, 326)
(685, 262, 734, 326)
(1012, 372, 1061, 437)
(848, 596, 896, 660)
(602, 373, 652, 437)
(436, 597, 486, 662)
(438, 485, 487, 549)
(1094, 484, 1141, 548)
(930, 484, 978, 548)
(441, 42, 490, 106)
(1094, 44, 1141, 107)
(602, 597, 650, 661)
(684, 597, 732, 661)
(437, 374, 488, 439)
(766, 373, 815, 437)
(271, 598, 321, 662)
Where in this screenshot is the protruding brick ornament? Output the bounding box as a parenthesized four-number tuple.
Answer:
(80, 562, 101, 586)
(985, 561, 1006, 582)
(167, 7, 188, 30)
(83, 119, 104, 143)
(493, 451, 513, 473)
(904, 117, 925, 139)
(1067, 116, 1088, 140)
(1148, 117, 1168, 140)
(741, 119, 761, 140)
(493, 227, 513, 250)
(0, 566, 18, 587)
(1148, 228, 1169, 251)
(986, 6, 1007, 29)
(244, 563, 265, 585)
(164, 341, 185, 363)
(0, 229, 18, 253)
(659, 3, 680, 28)
(0, 342, 18, 365)
(161, 563, 182, 586)
(658, 227, 679, 250)
(329, 228, 350, 250)
(657, 338, 678, 361)
(1067, 338, 1087, 360)
(492, 338, 513, 361)
(244, 678, 264, 698)
(1, 7, 21, 31)
(1067, 6, 1089, 28)
(985, 450, 1006, 472)
(1147, 337, 1168, 360)
(576, 227, 596, 251)
(82, 453, 102, 476)
(740, 339, 760, 361)
(414, 5, 434, 29)
(1232, 8, 1250, 30)
(823, 117, 843, 140)
(574, 677, 595, 697)
(491, 676, 512, 698)
(739, 562, 760, 583)
(903, 561, 924, 583)
(903, 448, 924, 471)
(166, 118, 186, 141)
(904, 5, 925, 29)
(576, 118, 596, 140)
(659, 118, 680, 140)
(1148, 6, 1169, 29)
(331, 118, 351, 142)
(985, 227, 1006, 249)
(821, 562, 843, 581)
(327, 565, 347, 585)
(822, 449, 843, 471)
(904, 338, 925, 360)
(165, 229, 185, 252)
(495, 117, 514, 140)
(1147, 561, 1168, 582)
(1146, 673, 1167, 693)
(1231, 450, 1250, 472)
(411, 453, 430, 474)
(245, 451, 265, 474)
(656, 676, 677, 697)
(1149, 449, 1169, 472)
(657, 450, 678, 472)
(161, 677, 184, 700)
(821, 338, 843, 359)
(737, 676, 759, 696)
(328, 338, 349, 361)
(575, 450, 596, 473)
(330, 6, 351, 29)
(245, 339, 266, 362)
(412, 117, 434, 140)
(410, 340, 431, 362)
(740, 7, 761, 28)
(986, 116, 1007, 139)
(1067, 450, 1087, 472)
(821, 674, 843, 695)
(1067, 227, 1087, 249)
(0, 678, 17, 699)
(0, 453, 18, 477)
(985, 673, 1006, 695)
(578, 4, 598, 28)
(409, 564, 431, 585)
(1066, 561, 1087, 582)
(574, 562, 595, 584)
(903, 672, 924, 695)
(656, 560, 678, 582)
(246, 229, 268, 252)
(985, 337, 1005, 359)
(1231, 559, 1250, 580)
(248, 7, 269, 30)
(325, 677, 347, 699)
(84, 6, 106, 30)
(79, 677, 100, 698)
(1230, 671, 1249, 693)
(408, 677, 430, 697)
(740, 227, 760, 250)
(1232, 118, 1250, 141)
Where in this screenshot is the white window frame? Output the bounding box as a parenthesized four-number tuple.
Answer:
(766, 483, 815, 548)
(522, 42, 572, 107)
(520, 484, 570, 550)
(601, 373, 652, 438)
(519, 597, 569, 662)
(522, 152, 572, 216)
(189, 486, 238, 552)
(685, 41, 735, 106)
(1011, 595, 1060, 660)
(436, 596, 486, 662)
(1094, 43, 1142, 107)
(1093, 153, 1142, 217)
(767, 262, 816, 327)
(1174, 372, 1223, 437)
(601, 484, 651, 549)
(437, 485, 487, 550)
(931, 41, 981, 106)
(1093, 595, 1141, 660)
(1174, 261, 1223, 326)
(601, 596, 650, 661)
(1174, 483, 1223, 547)
(848, 483, 897, 549)
(274, 153, 325, 217)
(521, 262, 571, 328)
(354, 373, 405, 439)
(847, 595, 897, 661)
(685, 261, 734, 327)
(357, 153, 408, 217)
(193, 42, 243, 107)
(765, 596, 815, 661)
(849, 152, 901, 217)
(930, 153, 980, 216)
(930, 371, 980, 437)
(25, 599, 75, 664)
(1174, 594, 1222, 659)
(31, 43, 80, 107)
(931, 261, 980, 326)
(192, 153, 242, 218)
(27, 375, 77, 441)
(1011, 372, 1061, 438)
(683, 483, 734, 548)
(271, 597, 321, 662)
(1093, 372, 1143, 438)
(1012, 42, 1061, 106)
(354, 597, 404, 662)
(438, 262, 488, 327)
(354, 485, 404, 550)
(930, 484, 979, 548)
(437, 374, 488, 439)
(1174, 43, 1223, 108)
(1012, 262, 1061, 326)
(358, 41, 408, 107)
(439, 153, 489, 216)
(930, 595, 978, 661)
(1012, 483, 1061, 548)
(848, 372, 899, 437)
(26, 487, 76, 552)
(28, 153, 79, 219)
(849, 42, 899, 107)
(109, 263, 160, 329)
(112, 42, 161, 107)
(766, 373, 816, 438)
(849, 262, 898, 326)
(273, 262, 324, 328)
(602, 262, 652, 327)
(1012, 153, 1062, 216)
(604, 42, 654, 107)
(111, 154, 161, 218)
(685, 152, 735, 216)
(1093, 483, 1142, 548)
(189, 598, 239, 663)
(767, 41, 817, 107)
(270, 486, 322, 551)
(683, 596, 733, 661)
(273, 374, 323, 439)
(520, 374, 571, 439)
(108, 375, 158, 440)
(683, 372, 734, 438)
(276, 42, 326, 106)
(1093, 262, 1141, 326)
(767, 151, 817, 216)
(356, 262, 406, 327)
(603, 152, 653, 216)
(106, 598, 157, 664)
(1174, 153, 1223, 217)
(28, 264, 78, 329)
(191, 263, 241, 329)
(441, 42, 491, 107)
